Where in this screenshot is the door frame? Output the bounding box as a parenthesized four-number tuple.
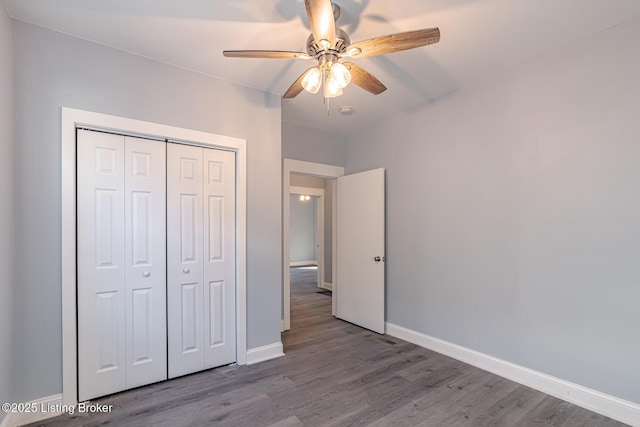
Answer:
(283, 159, 344, 331)
(61, 107, 248, 405)
(289, 185, 324, 287)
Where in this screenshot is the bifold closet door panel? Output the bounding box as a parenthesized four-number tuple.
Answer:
(78, 130, 168, 401)
(203, 148, 236, 368)
(167, 143, 205, 378)
(123, 136, 167, 388)
(77, 130, 127, 401)
(167, 144, 237, 377)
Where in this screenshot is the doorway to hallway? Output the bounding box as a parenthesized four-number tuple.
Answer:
(286, 266, 333, 349)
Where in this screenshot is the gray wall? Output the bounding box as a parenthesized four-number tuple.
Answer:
(289, 194, 317, 263)
(282, 121, 346, 167)
(12, 21, 282, 402)
(289, 173, 322, 262)
(345, 16, 640, 405)
(0, 5, 14, 423)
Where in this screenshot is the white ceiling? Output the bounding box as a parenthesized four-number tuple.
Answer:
(5, 0, 640, 136)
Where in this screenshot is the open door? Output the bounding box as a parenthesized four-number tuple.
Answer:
(336, 168, 385, 333)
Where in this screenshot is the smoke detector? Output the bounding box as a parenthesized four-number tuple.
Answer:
(339, 106, 354, 116)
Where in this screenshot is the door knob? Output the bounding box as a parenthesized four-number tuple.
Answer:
(183, 268, 190, 274)
(374, 256, 381, 262)
(143, 271, 151, 277)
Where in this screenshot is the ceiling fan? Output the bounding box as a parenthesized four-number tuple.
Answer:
(223, 0, 440, 102)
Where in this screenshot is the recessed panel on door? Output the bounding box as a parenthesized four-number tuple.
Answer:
(208, 196, 224, 261)
(95, 291, 120, 373)
(181, 283, 200, 353)
(130, 191, 151, 265)
(180, 194, 198, 263)
(95, 189, 118, 267)
(131, 288, 152, 364)
(209, 280, 225, 346)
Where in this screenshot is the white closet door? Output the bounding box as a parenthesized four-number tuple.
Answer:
(203, 149, 236, 368)
(124, 136, 167, 388)
(167, 144, 236, 377)
(78, 130, 127, 401)
(167, 143, 205, 378)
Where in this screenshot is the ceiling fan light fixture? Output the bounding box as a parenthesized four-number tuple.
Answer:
(301, 67, 322, 94)
(330, 62, 351, 89)
(324, 75, 343, 98)
(223, 1, 440, 104)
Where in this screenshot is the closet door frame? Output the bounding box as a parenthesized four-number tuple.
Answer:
(61, 107, 247, 406)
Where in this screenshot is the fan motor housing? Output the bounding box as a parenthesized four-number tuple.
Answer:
(306, 28, 351, 57)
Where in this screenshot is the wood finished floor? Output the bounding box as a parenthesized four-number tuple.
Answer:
(29, 267, 627, 427)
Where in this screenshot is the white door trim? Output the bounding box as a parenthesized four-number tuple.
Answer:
(62, 107, 247, 405)
(283, 159, 344, 331)
(290, 186, 325, 197)
(289, 186, 325, 287)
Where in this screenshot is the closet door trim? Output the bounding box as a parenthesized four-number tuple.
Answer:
(61, 107, 247, 406)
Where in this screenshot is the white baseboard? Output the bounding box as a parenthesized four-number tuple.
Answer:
(0, 394, 64, 427)
(320, 282, 332, 291)
(289, 261, 317, 267)
(246, 342, 284, 365)
(385, 323, 640, 426)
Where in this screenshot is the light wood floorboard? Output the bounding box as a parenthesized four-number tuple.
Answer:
(28, 267, 628, 426)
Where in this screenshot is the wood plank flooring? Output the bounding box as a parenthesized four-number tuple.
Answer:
(28, 267, 627, 426)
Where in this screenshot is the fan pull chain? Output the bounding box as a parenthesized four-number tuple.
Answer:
(322, 68, 330, 115)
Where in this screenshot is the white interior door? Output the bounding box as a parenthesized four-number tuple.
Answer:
(167, 144, 236, 378)
(336, 168, 385, 333)
(78, 130, 167, 401)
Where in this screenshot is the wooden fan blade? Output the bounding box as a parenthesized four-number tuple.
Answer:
(283, 68, 315, 99)
(344, 63, 387, 95)
(346, 28, 440, 58)
(223, 50, 312, 59)
(305, 0, 336, 46)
